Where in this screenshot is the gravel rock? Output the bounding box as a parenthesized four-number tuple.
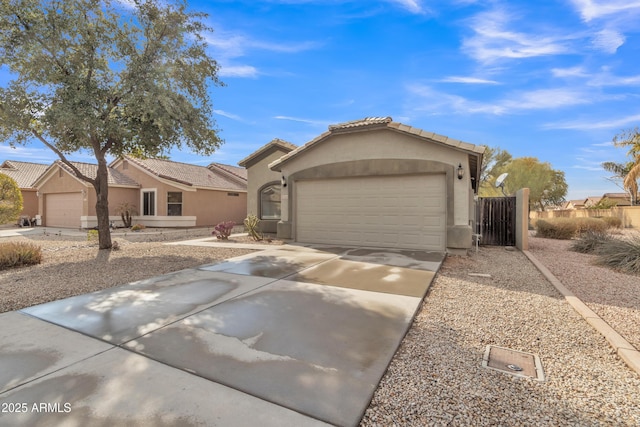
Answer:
(528, 232, 640, 349)
(361, 245, 640, 426)
(0, 231, 256, 313)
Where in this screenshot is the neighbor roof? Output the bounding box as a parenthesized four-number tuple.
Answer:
(58, 161, 140, 187)
(0, 160, 50, 188)
(208, 162, 248, 183)
(122, 156, 247, 191)
(238, 138, 297, 168)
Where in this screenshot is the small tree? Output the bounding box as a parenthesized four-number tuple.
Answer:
(0, 0, 223, 248)
(116, 202, 138, 228)
(0, 174, 23, 225)
(501, 157, 568, 211)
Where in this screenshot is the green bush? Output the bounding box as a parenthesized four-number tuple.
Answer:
(596, 235, 640, 274)
(570, 230, 612, 254)
(601, 216, 622, 229)
(87, 229, 99, 242)
(536, 218, 577, 239)
(0, 242, 42, 270)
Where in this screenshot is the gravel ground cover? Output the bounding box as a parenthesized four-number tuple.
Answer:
(528, 231, 640, 350)
(0, 229, 257, 313)
(361, 246, 640, 426)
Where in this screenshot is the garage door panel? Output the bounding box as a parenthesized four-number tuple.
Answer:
(296, 175, 446, 251)
(45, 193, 82, 228)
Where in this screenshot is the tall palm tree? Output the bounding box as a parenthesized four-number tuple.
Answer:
(603, 127, 640, 205)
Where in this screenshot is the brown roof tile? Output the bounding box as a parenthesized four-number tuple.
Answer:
(56, 161, 140, 187)
(0, 160, 50, 188)
(124, 156, 246, 191)
(238, 138, 297, 168)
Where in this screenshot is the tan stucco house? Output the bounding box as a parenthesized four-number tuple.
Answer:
(243, 117, 485, 253)
(32, 156, 247, 228)
(0, 160, 50, 222)
(238, 138, 297, 233)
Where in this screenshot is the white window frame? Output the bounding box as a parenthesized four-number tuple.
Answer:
(141, 188, 157, 216)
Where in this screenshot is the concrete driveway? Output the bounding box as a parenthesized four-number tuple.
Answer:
(1, 244, 443, 427)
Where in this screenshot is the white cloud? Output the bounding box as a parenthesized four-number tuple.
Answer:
(543, 113, 640, 130)
(551, 66, 589, 78)
(440, 76, 500, 84)
(273, 116, 330, 126)
(218, 65, 259, 78)
(570, 0, 640, 22)
(591, 29, 625, 53)
(462, 8, 570, 63)
(387, 0, 425, 14)
(408, 85, 593, 115)
(213, 110, 243, 121)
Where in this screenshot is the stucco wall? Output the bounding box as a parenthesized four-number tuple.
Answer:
(275, 129, 475, 250)
(246, 150, 289, 233)
(20, 189, 38, 218)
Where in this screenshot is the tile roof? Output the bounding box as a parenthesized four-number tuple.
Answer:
(0, 160, 50, 188)
(56, 161, 140, 187)
(238, 138, 297, 167)
(269, 117, 485, 171)
(328, 116, 393, 130)
(208, 162, 248, 182)
(124, 156, 246, 191)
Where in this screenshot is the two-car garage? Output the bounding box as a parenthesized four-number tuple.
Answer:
(295, 175, 446, 251)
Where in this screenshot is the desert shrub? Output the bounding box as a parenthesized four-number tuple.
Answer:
(213, 221, 235, 240)
(573, 217, 607, 234)
(596, 235, 640, 274)
(570, 230, 612, 254)
(0, 242, 42, 270)
(601, 216, 622, 229)
(536, 218, 577, 239)
(87, 229, 99, 242)
(131, 223, 145, 231)
(116, 202, 138, 228)
(244, 214, 263, 241)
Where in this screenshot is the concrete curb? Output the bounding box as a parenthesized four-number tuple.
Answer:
(523, 250, 640, 376)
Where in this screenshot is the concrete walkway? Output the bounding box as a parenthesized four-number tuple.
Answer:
(0, 244, 444, 426)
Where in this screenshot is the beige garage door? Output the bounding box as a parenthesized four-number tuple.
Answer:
(296, 174, 446, 251)
(45, 193, 82, 228)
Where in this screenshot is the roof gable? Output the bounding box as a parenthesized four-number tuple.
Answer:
(208, 162, 247, 184)
(268, 117, 485, 186)
(238, 138, 297, 168)
(118, 156, 247, 191)
(0, 160, 50, 188)
(33, 161, 140, 188)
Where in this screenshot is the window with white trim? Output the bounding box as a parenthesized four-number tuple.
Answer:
(167, 192, 182, 216)
(142, 190, 156, 216)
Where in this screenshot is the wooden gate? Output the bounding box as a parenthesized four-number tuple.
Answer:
(476, 197, 516, 246)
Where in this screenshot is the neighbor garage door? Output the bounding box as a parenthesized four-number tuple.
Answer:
(296, 174, 446, 251)
(45, 193, 82, 228)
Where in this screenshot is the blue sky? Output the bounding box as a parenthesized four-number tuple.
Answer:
(2, 0, 640, 200)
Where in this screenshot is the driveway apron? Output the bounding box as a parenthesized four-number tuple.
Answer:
(2, 245, 443, 427)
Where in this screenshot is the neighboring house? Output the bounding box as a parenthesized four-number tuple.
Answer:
(602, 192, 632, 207)
(33, 160, 140, 228)
(0, 160, 50, 220)
(250, 117, 484, 253)
(238, 138, 297, 233)
(565, 199, 587, 209)
(32, 157, 247, 228)
(109, 156, 247, 227)
(584, 196, 602, 208)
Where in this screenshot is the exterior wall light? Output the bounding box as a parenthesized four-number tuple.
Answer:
(281, 175, 287, 187)
(457, 163, 464, 180)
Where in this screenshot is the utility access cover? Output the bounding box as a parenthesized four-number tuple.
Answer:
(482, 345, 545, 381)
